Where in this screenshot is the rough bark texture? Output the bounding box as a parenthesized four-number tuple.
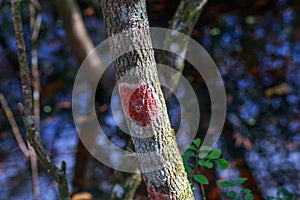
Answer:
(101, 1, 194, 199)
(109, 1, 208, 199)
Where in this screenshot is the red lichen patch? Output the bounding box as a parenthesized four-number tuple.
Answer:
(118, 83, 159, 127)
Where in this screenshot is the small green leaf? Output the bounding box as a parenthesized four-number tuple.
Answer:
(183, 150, 196, 158)
(199, 145, 211, 158)
(188, 145, 198, 151)
(267, 197, 277, 200)
(193, 174, 209, 185)
(208, 149, 222, 159)
(236, 177, 248, 185)
(226, 191, 237, 198)
(182, 154, 191, 162)
(199, 152, 208, 159)
(203, 161, 213, 168)
(182, 155, 189, 162)
(199, 145, 212, 152)
(215, 158, 230, 169)
(245, 193, 254, 200)
(241, 188, 251, 194)
(197, 160, 206, 166)
(193, 138, 201, 148)
(217, 181, 235, 188)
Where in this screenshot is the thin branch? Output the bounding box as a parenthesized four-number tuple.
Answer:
(30, 0, 41, 10)
(30, 0, 41, 131)
(29, 1, 41, 199)
(200, 184, 207, 200)
(12, 0, 33, 117)
(28, 144, 40, 200)
(31, 14, 42, 43)
(161, 0, 208, 99)
(32, 49, 40, 130)
(0, 93, 39, 200)
(0, 93, 29, 157)
(11, 1, 70, 199)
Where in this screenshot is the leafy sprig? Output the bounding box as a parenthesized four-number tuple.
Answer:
(182, 138, 253, 200)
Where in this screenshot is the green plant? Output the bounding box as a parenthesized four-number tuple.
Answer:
(217, 178, 253, 200)
(182, 138, 230, 185)
(182, 138, 253, 200)
(267, 186, 295, 200)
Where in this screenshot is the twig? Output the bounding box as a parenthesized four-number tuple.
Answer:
(200, 184, 207, 200)
(32, 50, 40, 130)
(0, 93, 39, 200)
(0, 93, 29, 157)
(30, 0, 41, 132)
(30, 0, 41, 10)
(30, 0, 42, 43)
(28, 144, 39, 200)
(11, 1, 70, 199)
(29, 1, 41, 199)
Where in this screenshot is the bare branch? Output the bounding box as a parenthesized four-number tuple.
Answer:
(11, 1, 70, 199)
(29, 1, 42, 199)
(0, 93, 29, 157)
(0, 93, 40, 200)
(28, 145, 40, 200)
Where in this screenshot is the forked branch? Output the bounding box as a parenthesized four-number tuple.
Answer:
(11, 1, 70, 199)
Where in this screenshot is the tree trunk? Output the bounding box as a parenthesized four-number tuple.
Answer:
(101, 1, 194, 199)
(109, 1, 209, 198)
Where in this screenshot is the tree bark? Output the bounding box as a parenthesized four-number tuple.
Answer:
(101, 1, 194, 199)
(109, 0, 209, 199)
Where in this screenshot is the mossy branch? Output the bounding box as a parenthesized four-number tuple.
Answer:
(161, 0, 208, 99)
(11, 1, 70, 199)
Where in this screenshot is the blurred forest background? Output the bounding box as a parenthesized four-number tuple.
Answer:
(0, 0, 299, 199)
